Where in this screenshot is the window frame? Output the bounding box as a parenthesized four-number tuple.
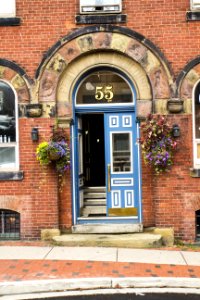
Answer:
(190, 0, 200, 11)
(0, 0, 16, 18)
(0, 80, 19, 172)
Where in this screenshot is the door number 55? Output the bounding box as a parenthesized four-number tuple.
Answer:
(95, 85, 114, 102)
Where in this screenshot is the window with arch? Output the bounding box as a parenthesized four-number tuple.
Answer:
(0, 80, 19, 171)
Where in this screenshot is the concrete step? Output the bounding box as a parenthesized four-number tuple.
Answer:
(84, 199, 106, 206)
(84, 193, 106, 199)
(84, 186, 106, 193)
(82, 206, 107, 217)
(52, 233, 163, 248)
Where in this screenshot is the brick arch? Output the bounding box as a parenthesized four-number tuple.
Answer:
(0, 59, 31, 104)
(0, 196, 23, 213)
(36, 25, 174, 118)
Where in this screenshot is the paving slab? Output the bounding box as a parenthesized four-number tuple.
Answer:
(0, 246, 52, 260)
(118, 249, 186, 265)
(46, 246, 117, 261)
(181, 251, 200, 266)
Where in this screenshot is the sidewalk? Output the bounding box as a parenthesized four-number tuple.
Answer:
(0, 245, 200, 298)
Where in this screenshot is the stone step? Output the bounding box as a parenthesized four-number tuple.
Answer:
(84, 199, 106, 206)
(84, 186, 106, 193)
(82, 206, 107, 217)
(84, 193, 106, 199)
(52, 232, 163, 248)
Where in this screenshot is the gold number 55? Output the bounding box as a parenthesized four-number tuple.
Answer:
(95, 86, 104, 100)
(95, 85, 114, 102)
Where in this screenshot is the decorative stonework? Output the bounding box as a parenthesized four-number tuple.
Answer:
(37, 26, 175, 118)
(2, 26, 200, 119)
(0, 60, 31, 106)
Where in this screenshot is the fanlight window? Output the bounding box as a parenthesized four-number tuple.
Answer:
(76, 70, 133, 105)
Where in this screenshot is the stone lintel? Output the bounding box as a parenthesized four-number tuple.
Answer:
(75, 14, 127, 24)
(0, 17, 21, 26)
(0, 171, 24, 181)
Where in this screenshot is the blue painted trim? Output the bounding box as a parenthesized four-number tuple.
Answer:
(137, 122, 142, 223)
(72, 66, 142, 225)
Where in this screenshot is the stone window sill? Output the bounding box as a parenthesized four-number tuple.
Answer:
(0, 17, 21, 26)
(0, 171, 23, 181)
(186, 11, 200, 21)
(75, 14, 127, 24)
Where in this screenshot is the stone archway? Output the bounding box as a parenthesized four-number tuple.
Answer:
(36, 25, 174, 120)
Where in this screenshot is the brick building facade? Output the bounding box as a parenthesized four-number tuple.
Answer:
(0, 0, 200, 241)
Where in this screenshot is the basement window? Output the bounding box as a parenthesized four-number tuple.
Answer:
(196, 210, 200, 240)
(0, 209, 20, 240)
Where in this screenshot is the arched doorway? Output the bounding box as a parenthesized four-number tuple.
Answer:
(71, 67, 142, 232)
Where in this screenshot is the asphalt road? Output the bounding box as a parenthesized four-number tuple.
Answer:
(36, 293, 200, 300)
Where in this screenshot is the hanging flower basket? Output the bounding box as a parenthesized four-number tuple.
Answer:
(139, 114, 177, 174)
(36, 127, 70, 190)
(48, 151, 61, 161)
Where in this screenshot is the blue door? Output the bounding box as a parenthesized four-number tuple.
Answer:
(104, 112, 141, 219)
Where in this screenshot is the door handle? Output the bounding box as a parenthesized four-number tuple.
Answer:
(107, 164, 111, 192)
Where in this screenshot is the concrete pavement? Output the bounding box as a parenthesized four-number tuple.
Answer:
(0, 246, 200, 299)
(0, 245, 199, 265)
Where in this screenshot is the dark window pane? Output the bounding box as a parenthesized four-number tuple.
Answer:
(0, 210, 20, 240)
(112, 133, 131, 172)
(0, 81, 16, 142)
(77, 71, 132, 105)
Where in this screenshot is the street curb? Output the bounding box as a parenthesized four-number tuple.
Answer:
(1, 277, 200, 296)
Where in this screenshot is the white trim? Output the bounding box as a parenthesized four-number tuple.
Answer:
(109, 115, 119, 127)
(111, 190, 121, 207)
(110, 130, 133, 174)
(124, 190, 134, 207)
(122, 115, 132, 127)
(111, 178, 134, 186)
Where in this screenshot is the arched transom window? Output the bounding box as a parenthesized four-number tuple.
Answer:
(76, 70, 133, 106)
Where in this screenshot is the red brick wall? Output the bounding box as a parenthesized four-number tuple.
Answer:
(0, 118, 60, 239)
(0, 1, 198, 78)
(142, 114, 200, 241)
(0, 0, 199, 240)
